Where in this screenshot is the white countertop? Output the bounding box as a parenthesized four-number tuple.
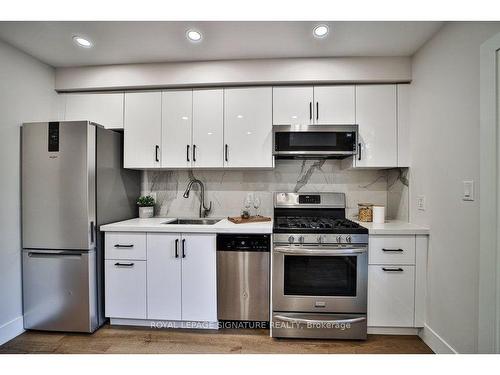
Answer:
(356, 220, 430, 235)
(100, 217, 273, 234)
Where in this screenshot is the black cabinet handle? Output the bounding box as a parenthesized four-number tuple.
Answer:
(309, 102, 312, 120)
(182, 239, 186, 258)
(186, 145, 190, 162)
(155, 145, 160, 162)
(114, 262, 134, 267)
(193, 144, 196, 162)
(358, 143, 362, 161)
(175, 239, 179, 258)
(382, 267, 404, 272)
(90, 221, 95, 243)
(225, 144, 228, 162)
(382, 248, 404, 252)
(316, 102, 319, 120)
(114, 244, 134, 248)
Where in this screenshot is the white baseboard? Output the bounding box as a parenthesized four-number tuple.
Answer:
(418, 324, 458, 354)
(368, 327, 419, 335)
(0, 316, 24, 346)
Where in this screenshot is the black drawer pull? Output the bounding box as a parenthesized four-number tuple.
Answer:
(382, 267, 404, 272)
(358, 143, 362, 160)
(182, 239, 186, 258)
(186, 145, 190, 162)
(114, 262, 134, 267)
(114, 244, 134, 248)
(175, 239, 179, 258)
(382, 248, 404, 252)
(309, 102, 312, 120)
(155, 145, 160, 162)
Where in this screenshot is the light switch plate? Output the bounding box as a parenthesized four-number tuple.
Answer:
(417, 195, 426, 211)
(463, 180, 474, 201)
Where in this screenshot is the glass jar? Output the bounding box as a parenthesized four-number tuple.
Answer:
(358, 203, 373, 222)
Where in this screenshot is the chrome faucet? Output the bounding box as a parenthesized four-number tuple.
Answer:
(182, 178, 212, 218)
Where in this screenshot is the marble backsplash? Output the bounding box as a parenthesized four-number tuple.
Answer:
(141, 160, 409, 221)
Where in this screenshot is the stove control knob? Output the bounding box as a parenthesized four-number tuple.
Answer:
(336, 235, 342, 243)
(288, 236, 295, 244)
(298, 236, 305, 244)
(346, 235, 352, 243)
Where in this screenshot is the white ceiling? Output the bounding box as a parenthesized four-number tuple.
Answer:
(0, 21, 443, 67)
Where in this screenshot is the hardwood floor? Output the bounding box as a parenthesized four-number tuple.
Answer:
(0, 325, 433, 354)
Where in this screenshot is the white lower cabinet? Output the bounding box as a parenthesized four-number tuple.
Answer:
(180, 234, 217, 322)
(367, 234, 428, 329)
(146, 233, 182, 320)
(105, 232, 217, 324)
(367, 265, 415, 327)
(105, 259, 147, 319)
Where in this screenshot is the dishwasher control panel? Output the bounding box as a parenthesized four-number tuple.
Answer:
(217, 234, 270, 252)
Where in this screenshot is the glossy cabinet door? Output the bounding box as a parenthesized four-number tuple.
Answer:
(162, 90, 193, 168)
(314, 86, 355, 125)
(146, 233, 182, 320)
(124, 92, 162, 168)
(397, 84, 410, 167)
(367, 265, 415, 327)
(64, 93, 125, 129)
(224, 87, 273, 168)
(355, 85, 397, 167)
(272, 86, 314, 126)
(180, 234, 217, 322)
(105, 259, 147, 319)
(192, 89, 224, 168)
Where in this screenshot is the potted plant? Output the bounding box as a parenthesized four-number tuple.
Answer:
(137, 195, 155, 218)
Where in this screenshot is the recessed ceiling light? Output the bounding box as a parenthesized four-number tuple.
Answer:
(186, 29, 202, 42)
(73, 35, 93, 48)
(313, 24, 329, 38)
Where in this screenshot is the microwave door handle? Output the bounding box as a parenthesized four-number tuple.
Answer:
(274, 315, 366, 325)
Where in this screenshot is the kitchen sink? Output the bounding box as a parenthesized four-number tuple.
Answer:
(163, 218, 221, 225)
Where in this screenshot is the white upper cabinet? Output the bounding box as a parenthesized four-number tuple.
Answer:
(397, 84, 410, 167)
(192, 89, 224, 168)
(224, 87, 273, 168)
(146, 233, 182, 321)
(314, 86, 355, 125)
(181, 234, 217, 322)
(162, 90, 193, 168)
(63, 93, 125, 129)
(355, 85, 397, 168)
(272, 87, 314, 125)
(124, 92, 162, 169)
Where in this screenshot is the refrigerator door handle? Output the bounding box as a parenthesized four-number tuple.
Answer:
(90, 221, 95, 243)
(28, 251, 83, 258)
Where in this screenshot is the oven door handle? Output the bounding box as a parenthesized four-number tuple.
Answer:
(274, 315, 366, 325)
(273, 247, 367, 256)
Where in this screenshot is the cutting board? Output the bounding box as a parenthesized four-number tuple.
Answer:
(227, 215, 272, 224)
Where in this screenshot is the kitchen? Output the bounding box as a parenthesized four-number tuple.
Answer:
(1, 5, 500, 372)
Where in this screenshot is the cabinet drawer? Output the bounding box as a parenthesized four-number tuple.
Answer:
(104, 259, 147, 319)
(105, 232, 146, 260)
(368, 265, 415, 327)
(369, 235, 415, 265)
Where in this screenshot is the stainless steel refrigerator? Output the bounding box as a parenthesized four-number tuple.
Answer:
(21, 121, 140, 332)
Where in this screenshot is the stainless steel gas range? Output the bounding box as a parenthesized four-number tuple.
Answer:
(271, 192, 369, 340)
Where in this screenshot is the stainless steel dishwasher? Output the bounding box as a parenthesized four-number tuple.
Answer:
(216, 234, 270, 322)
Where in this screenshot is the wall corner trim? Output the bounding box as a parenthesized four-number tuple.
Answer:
(419, 324, 458, 354)
(0, 316, 24, 346)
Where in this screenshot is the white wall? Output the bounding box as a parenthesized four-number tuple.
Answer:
(54, 57, 411, 91)
(409, 22, 500, 353)
(0, 39, 59, 344)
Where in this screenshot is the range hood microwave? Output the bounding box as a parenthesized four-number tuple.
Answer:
(272, 125, 358, 159)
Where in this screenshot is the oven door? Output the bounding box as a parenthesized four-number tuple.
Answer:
(273, 125, 357, 158)
(272, 245, 367, 313)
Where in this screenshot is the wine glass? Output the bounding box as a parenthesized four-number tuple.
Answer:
(243, 194, 253, 218)
(253, 196, 261, 217)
